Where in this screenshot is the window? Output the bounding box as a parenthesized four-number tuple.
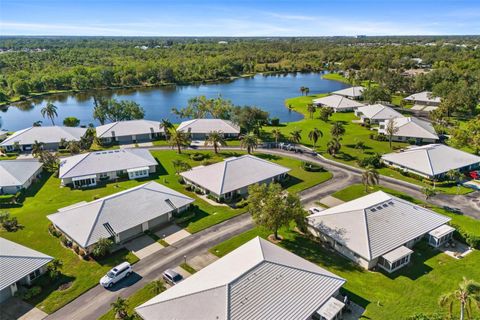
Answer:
(99, 172, 108, 179)
(29, 269, 41, 281)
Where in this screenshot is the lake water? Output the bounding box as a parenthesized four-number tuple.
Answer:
(0, 72, 348, 131)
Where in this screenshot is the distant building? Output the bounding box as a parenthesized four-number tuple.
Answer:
(313, 94, 365, 112)
(404, 91, 441, 108)
(354, 104, 403, 124)
(95, 120, 165, 144)
(331, 86, 364, 100)
(378, 117, 438, 143)
(177, 119, 240, 140)
(0, 159, 43, 194)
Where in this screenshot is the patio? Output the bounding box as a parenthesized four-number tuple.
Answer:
(437, 240, 474, 259)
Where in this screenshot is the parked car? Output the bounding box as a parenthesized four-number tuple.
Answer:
(163, 269, 183, 285)
(100, 262, 132, 288)
(308, 207, 324, 215)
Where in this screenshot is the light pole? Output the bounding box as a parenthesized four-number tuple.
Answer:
(184, 255, 187, 265)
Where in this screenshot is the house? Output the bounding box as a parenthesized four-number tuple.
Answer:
(0, 238, 52, 303)
(307, 191, 453, 273)
(0, 126, 87, 152)
(313, 95, 365, 112)
(354, 104, 403, 124)
(331, 86, 364, 100)
(176, 119, 240, 140)
(381, 144, 480, 180)
(135, 237, 346, 320)
(180, 155, 290, 201)
(58, 149, 157, 188)
(378, 117, 439, 143)
(404, 91, 441, 111)
(95, 120, 165, 144)
(47, 182, 194, 253)
(0, 160, 43, 194)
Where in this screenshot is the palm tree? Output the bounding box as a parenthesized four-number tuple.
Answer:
(355, 141, 366, 153)
(32, 140, 44, 157)
(67, 140, 81, 155)
(240, 133, 259, 154)
(330, 121, 345, 138)
(327, 137, 342, 157)
(447, 169, 462, 184)
(111, 297, 128, 319)
(362, 166, 380, 192)
(300, 86, 305, 96)
(304, 87, 310, 96)
(40, 102, 58, 125)
(307, 103, 316, 119)
(290, 130, 302, 146)
(422, 186, 436, 201)
(169, 130, 191, 154)
(319, 107, 334, 122)
(308, 128, 323, 148)
(46, 259, 63, 279)
(32, 120, 42, 127)
(439, 277, 480, 320)
(271, 129, 282, 147)
(205, 131, 226, 154)
(161, 119, 174, 140)
(172, 159, 191, 174)
(151, 280, 165, 295)
(386, 119, 399, 150)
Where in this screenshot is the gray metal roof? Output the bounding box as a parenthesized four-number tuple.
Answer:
(95, 120, 165, 138)
(313, 95, 365, 110)
(381, 144, 480, 177)
(0, 159, 42, 187)
(58, 148, 157, 179)
(180, 155, 290, 195)
(177, 119, 240, 134)
(136, 237, 345, 320)
(404, 91, 441, 103)
(0, 126, 87, 146)
(308, 191, 451, 260)
(47, 182, 194, 248)
(356, 104, 403, 120)
(331, 86, 364, 98)
(0, 237, 52, 291)
(379, 117, 438, 140)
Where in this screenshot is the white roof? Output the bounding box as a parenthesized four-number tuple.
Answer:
(313, 95, 365, 110)
(308, 191, 451, 260)
(136, 237, 345, 320)
(316, 297, 345, 320)
(356, 104, 403, 120)
(47, 182, 194, 248)
(404, 91, 441, 104)
(429, 224, 455, 238)
(58, 148, 157, 179)
(95, 120, 164, 138)
(180, 155, 290, 195)
(331, 86, 364, 98)
(0, 159, 42, 187)
(381, 144, 480, 177)
(0, 238, 52, 291)
(381, 246, 413, 263)
(0, 126, 87, 146)
(380, 117, 438, 140)
(177, 119, 240, 134)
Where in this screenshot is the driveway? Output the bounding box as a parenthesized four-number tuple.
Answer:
(0, 297, 47, 320)
(154, 224, 191, 245)
(124, 235, 163, 259)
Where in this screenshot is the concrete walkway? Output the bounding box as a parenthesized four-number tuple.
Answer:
(319, 195, 345, 208)
(0, 298, 47, 320)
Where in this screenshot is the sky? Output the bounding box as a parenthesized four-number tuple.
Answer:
(1, 0, 480, 37)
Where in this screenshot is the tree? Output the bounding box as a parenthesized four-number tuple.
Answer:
(300, 86, 305, 96)
(439, 277, 480, 320)
(31, 140, 44, 158)
(169, 130, 191, 154)
(93, 96, 108, 125)
(205, 131, 226, 154)
(248, 183, 306, 240)
(362, 166, 380, 192)
(92, 237, 113, 257)
(46, 259, 63, 279)
(330, 122, 345, 137)
(327, 137, 342, 157)
(41, 102, 58, 125)
(0, 212, 24, 232)
(92, 97, 145, 124)
(12, 80, 29, 95)
(289, 130, 302, 146)
(67, 140, 81, 155)
(32, 121, 42, 127)
(172, 159, 191, 174)
(355, 141, 366, 153)
(271, 129, 282, 146)
(447, 170, 462, 184)
(230, 106, 269, 133)
(319, 107, 334, 122)
(385, 119, 399, 150)
(111, 296, 128, 319)
(63, 116, 80, 127)
(307, 103, 316, 119)
(171, 95, 234, 119)
(308, 128, 323, 148)
(304, 87, 310, 96)
(240, 133, 259, 154)
(363, 86, 391, 104)
(160, 119, 174, 140)
(38, 151, 60, 173)
(422, 187, 436, 201)
(151, 280, 165, 295)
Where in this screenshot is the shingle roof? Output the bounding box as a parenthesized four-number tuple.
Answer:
(58, 148, 157, 179)
(179, 155, 290, 195)
(313, 95, 365, 110)
(0, 126, 87, 146)
(95, 120, 165, 138)
(404, 91, 441, 104)
(380, 117, 438, 140)
(356, 104, 403, 120)
(136, 237, 345, 320)
(331, 86, 364, 98)
(381, 144, 480, 177)
(177, 119, 240, 134)
(47, 182, 194, 248)
(0, 238, 52, 291)
(308, 191, 451, 260)
(0, 160, 42, 187)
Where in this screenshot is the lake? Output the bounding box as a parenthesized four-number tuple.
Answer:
(0, 72, 348, 131)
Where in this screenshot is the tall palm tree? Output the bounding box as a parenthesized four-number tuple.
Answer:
(161, 118, 174, 140)
(169, 130, 191, 154)
(362, 166, 380, 192)
(307, 103, 316, 119)
(205, 130, 226, 154)
(330, 121, 345, 138)
(308, 128, 323, 148)
(240, 133, 258, 154)
(386, 119, 399, 150)
(447, 169, 462, 184)
(271, 129, 282, 146)
(110, 297, 128, 319)
(300, 86, 305, 96)
(327, 137, 342, 157)
(304, 87, 310, 96)
(439, 277, 480, 320)
(31, 140, 44, 158)
(40, 102, 58, 125)
(290, 130, 302, 145)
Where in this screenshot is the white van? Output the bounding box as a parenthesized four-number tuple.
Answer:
(100, 262, 132, 288)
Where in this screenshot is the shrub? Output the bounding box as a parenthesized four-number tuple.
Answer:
(376, 134, 387, 141)
(15, 286, 42, 300)
(185, 185, 193, 191)
(0, 212, 24, 232)
(301, 161, 324, 172)
(408, 138, 416, 145)
(178, 176, 185, 184)
(48, 223, 61, 237)
(194, 188, 203, 195)
(72, 244, 80, 254)
(92, 237, 113, 257)
(0, 194, 16, 204)
(357, 154, 382, 169)
(452, 226, 480, 249)
(236, 198, 249, 208)
(190, 153, 205, 161)
(92, 194, 101, 200)
(201, 160, 212, 166)
(60, 235, 69, 247)
(270, 118, 280, 126)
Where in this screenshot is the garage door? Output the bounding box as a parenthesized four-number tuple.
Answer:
(0, 286, 12, 303)
(119, 224, 143, 242)
(148, 214, 170, 229)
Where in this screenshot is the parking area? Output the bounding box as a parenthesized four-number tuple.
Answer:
(0, 297, 47, 320)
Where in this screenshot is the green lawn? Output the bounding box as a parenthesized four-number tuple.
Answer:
(0, 149, 331, 312)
